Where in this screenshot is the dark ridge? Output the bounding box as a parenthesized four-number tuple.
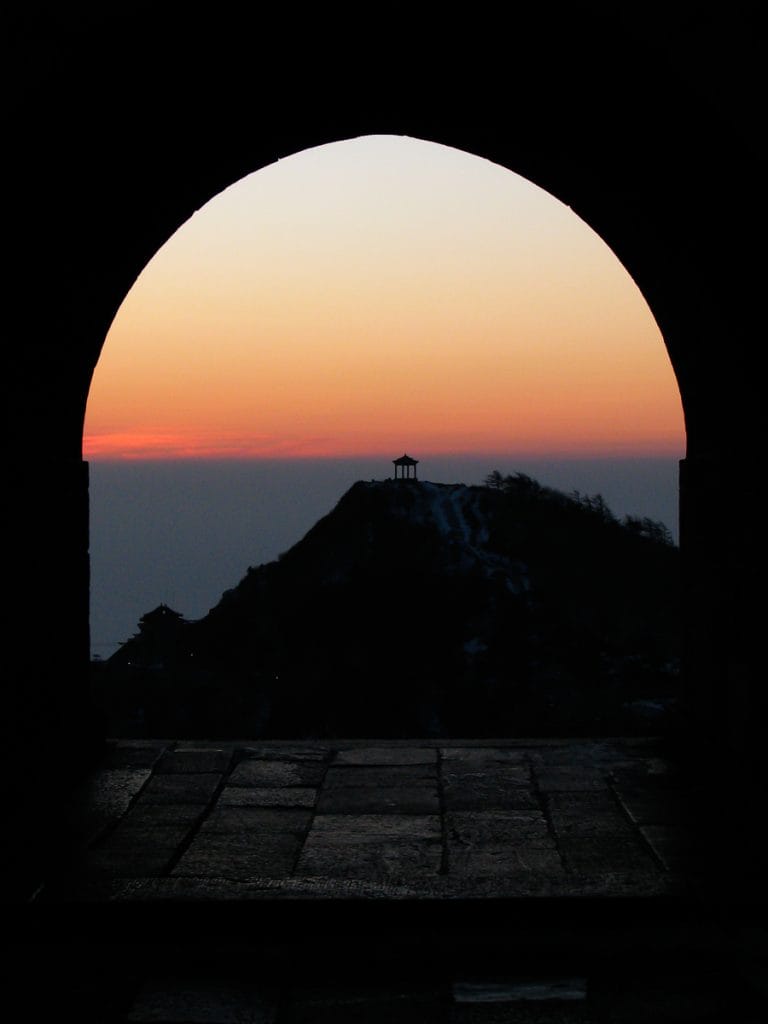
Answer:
(93, 475, 679, 739)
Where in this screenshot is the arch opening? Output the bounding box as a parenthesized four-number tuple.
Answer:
(84, 135, 685, 740)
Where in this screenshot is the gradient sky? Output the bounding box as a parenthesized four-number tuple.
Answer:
(84, 135, 685, 460)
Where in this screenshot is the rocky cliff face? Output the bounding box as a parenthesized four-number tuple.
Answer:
(97, 477, 680, 738)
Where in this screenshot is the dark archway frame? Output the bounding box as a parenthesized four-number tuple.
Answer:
(5, 11, 763, 851)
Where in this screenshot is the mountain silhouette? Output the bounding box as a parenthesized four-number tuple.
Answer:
(94, 475, 680, 738)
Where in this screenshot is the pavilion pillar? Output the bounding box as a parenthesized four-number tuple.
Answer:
(393, 453, 419, 481)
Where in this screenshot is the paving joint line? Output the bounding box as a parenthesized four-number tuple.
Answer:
(80, 740, 176, 849)
(606, 741, 675, 868)
(606, 769, 670, 873)
(29, 740, 176, 900)
(288, 746, 334, 877)
(436, 747, 450, 876)
(162, 746, 240, 876)
(527, 750, 568, 874)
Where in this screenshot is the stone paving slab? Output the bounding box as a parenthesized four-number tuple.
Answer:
(612, 788, 693, 825)
(333, 747, 437, 765)
(442, 781, 540, 811)
(107, 876, 431, 900)
(296, 835, 442, 880)
(446, 811, 555, 847)
(559, 838, 660, 874)
(442, 765, 532, 786)
(548, 812, 635, 839)
(137, 773, 223, 805)
(155, 748, 233, 774)
(78, 847, 178, 878)
(173, 833, 302, 879)
(323, 766, 437, 788)
(238, 745, 331, 762)
(95, 824, 192, 851)
(609, 758, 678, 784)
(219, 787, 318, 808)
(435, 872, 674, 899)
(544, 792, 619, 814)
(316, 785, 440, 814)
(82, 871, 680, 902)
(119, 803, 207, 828)
(533, 767, 609, 791)
(439, 747, 530, 764)
(448, 843, 565, 879)
(99, 741, 169, 770)
(227, 760, 326, 788)
(311, 814, 441, 838)
(40, 738, 694, 903)
(528, 743, 617, 765)
(64, 767, 155, 844)
(200, 807, 313, 834)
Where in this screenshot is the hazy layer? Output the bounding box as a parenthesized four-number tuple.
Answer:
(90, 455, 680, 658)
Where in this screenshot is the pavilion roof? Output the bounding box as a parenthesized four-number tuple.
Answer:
(393, 453, 418, 466)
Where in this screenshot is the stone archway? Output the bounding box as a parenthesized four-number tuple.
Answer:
(5, 10, 762, 809)
(77, 127, 697, 735)
(85, 133, 686, 741)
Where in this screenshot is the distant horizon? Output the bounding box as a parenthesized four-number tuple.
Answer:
(85, 442, 684, 463)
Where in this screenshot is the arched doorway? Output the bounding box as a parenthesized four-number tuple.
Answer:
(6, 6, 761, 824)
(84, 135, 684, 739)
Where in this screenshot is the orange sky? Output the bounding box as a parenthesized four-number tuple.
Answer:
(84, 135, 685, 460)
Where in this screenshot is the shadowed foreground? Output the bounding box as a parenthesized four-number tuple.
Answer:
(41, 737, 687, 901)
(12, 738, 768, 1021)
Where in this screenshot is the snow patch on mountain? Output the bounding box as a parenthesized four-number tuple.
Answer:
(372, 480, 530, 594)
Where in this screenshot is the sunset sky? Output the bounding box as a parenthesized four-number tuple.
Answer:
(83, 135, 685, 461)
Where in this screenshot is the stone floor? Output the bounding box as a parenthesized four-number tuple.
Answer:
(37, 737, 690, 902)
(12, 738, 768, 1021)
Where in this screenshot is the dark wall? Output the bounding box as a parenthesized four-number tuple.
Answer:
(4, 8, 764, 785)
